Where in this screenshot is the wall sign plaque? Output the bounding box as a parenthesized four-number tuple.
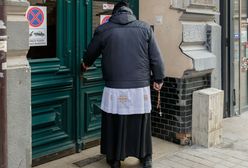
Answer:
(190, 0, 214, 6)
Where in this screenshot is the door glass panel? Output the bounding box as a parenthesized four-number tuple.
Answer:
(92, 0, 117, 32)
(89, 1, 117, 70)
(240, 0, 248, 112)
(80, 0, 117, 143)
(233, 0, 248, 113)
(27, 0, 57, 59)
(233, 0, 240, 113)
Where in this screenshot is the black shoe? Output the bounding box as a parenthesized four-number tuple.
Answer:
(141, 155, 152, 168)
(106, 158, 121, 168)
(106, 158, 112, 165)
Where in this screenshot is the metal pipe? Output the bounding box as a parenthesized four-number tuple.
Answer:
(230, 0, 235, 117)
(238, 0, 242, 115)
(0, 0, 7, 167)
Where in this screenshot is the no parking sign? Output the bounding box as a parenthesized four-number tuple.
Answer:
(26, 6, 47, 46)
(100, 15, 111, 25)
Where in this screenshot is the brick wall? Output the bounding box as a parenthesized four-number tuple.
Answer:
(151, 74, 211, 145)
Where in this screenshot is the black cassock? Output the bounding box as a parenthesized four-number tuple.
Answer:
(100, 111, 152, 161)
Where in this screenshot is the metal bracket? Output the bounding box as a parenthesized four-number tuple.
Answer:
(233, 89, 236, 106)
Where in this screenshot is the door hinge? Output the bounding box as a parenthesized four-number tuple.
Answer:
(233, 89, 236, 106)
(226, 37, 230, 47)
(224, 102, 229, 118)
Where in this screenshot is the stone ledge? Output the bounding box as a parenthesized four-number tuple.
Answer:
(183, 49, 216, 71)
(6, 0, 29, 14)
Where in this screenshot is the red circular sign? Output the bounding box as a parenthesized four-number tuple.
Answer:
(101, 15, 111, 25)
(27, 7, 44, 27)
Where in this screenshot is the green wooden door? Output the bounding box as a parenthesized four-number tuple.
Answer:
(29, 0, 76, 160)
(29, 0, 139, 161)
(77, 0, 139, 149)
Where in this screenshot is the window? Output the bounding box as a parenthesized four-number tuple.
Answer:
(27, 0, 57, 59)
(92, 0, 117, 32)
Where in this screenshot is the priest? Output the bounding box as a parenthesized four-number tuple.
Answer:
(81, 1, 165, 168)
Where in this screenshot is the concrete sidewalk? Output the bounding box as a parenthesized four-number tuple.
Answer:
(35, 112, 248, 168)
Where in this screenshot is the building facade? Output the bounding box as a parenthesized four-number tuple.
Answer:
(141, 0, 221, 145)
(3, 0, 225, 167)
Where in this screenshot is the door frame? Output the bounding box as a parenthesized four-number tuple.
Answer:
(221, 0, 242, 117)
(220, 0, 234, 117)
(224, 0, 248, 117)
(31, 0, 140, 164)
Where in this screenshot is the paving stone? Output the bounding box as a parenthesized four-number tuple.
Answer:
(190, 162, 212, 168)
(225, 157, 242, 164)
(213, 165, 229, 168)
(201, 153, 222, 163)
(233, 165, 247, 168)
(166, 155, 183, 162)
(218, 161, 236, 168)
(182, 149, 222, 163)
(170, 158, 195, 167)
(222, 150, 248, 161)
(175, 152, 215, 167)
(160, 159, 188, 168)
(240, 161, 248, 167)
(153, 162, 174, 168)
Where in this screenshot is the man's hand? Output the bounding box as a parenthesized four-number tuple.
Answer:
(81, 63, 89, 72)
(153, 82, 163, 91)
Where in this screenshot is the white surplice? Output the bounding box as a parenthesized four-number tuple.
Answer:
(101, 86, 152, 115)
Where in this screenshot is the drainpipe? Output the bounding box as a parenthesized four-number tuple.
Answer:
(0, 0, 7, 168)
(238, 0, 241, 115)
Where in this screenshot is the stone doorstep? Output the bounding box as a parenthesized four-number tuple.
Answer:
(73, 154, 105, 167)
(33, 137, 183, 168)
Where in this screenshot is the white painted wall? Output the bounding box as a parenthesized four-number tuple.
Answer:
(139, 0, 194, 78)
(140, 0, 221, 84)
